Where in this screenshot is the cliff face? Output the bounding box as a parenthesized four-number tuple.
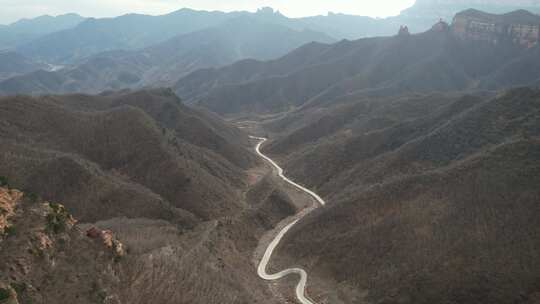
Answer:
(452, 9, 540, 48)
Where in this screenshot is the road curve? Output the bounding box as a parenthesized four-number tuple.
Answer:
(251, 136, 325, 304)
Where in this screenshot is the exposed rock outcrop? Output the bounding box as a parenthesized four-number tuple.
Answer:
(0, 188, 22, 235)
(0, 284, 19, 304)
(0, 186, 124, 303)
(86, 227, 125, 258)
(452, 9, 540, 47)
(398, 25, 411, 36)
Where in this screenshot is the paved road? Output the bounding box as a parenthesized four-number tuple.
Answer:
(251, 136, 325, 304)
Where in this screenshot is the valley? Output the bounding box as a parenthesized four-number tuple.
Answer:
(252, 136, 325, 304)
(1, 2, 540, 304)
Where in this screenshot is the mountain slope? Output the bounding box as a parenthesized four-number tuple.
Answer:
(0, 89, 255, 222)
(174, 11, 540, 114)
(0, 51, 47, 81)
(0, 17, 334, 96)
(260, 88, 540, 304)
(0, 88, 308, 304)
(92, 16, 335, 86)
(0, 14, 85, 50)
(16, 9, 243, 63)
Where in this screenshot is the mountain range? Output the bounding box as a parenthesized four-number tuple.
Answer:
(1, 3, 540, 304)
(0, 17, 334, 95)
(174, 10, 540, 114)
(0, 13, 85, 50)
(0, 2, 539, 97)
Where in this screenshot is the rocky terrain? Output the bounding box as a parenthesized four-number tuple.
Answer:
(0, 185, 124, 304)
(453, 9, 540, 48)
(402, 0, 540, 31)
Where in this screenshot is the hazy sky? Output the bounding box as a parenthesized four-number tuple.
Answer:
(0, 0, 417, 25)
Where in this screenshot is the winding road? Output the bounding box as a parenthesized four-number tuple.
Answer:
(250, 136, 326, 304)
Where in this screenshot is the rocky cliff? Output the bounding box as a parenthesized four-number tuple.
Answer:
(452, 9, 540, 47)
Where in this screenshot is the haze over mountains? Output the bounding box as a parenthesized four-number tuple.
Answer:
(0, 13, 85, 50)
(0, 17, 335, 95)
(176, 10, 540, 114)
(1, 0, 539, 97)
(1, 1, 539, 304)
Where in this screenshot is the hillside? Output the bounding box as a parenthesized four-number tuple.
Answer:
(4, 8, 538, 98)
(0, 14, 85, 50)
(0, 88, 256, 222)
(0, 88, 308, 304)
(0, 186, 124, 304)
(16, 9, 238, 63)
(174, 10, 540, 115)
(0, 17, 334, 96)
(0, 51, 47, 81)
(259, 88, 540, 303)
(12, 2, 537, 63)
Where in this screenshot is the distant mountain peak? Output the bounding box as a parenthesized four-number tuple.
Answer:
(398, 25, 411, 36)
(257, 7, 278, 14)
(9, 13, 85, 27)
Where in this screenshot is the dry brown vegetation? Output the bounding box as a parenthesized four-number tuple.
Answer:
(0, 88, 255, 223)
(0, 89, 300, 304)
(264, 88, 540, 304)
(175, 17, 540, 115)
(0, 186, 123, 304)
(0, 90, 308, 304)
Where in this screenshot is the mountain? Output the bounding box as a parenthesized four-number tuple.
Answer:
(173, 10, 540, 115)
(8, 2, 540, 63)
(299, 13, 400, 40)
(0, 17, 334, 96)
(6, 7, 537, 97)
(404, 0, 540, 17)
(399, 0, 540, 31)
(0, 87, 266, 273)
(0, 55, 152, 96)
(16, 9, 244, 63)
(0, 14, 85, 50)
(0, 88, 256, 222)
(0, 51, 48, 81)
(0, 88, 305, 304)
(141, 16, 335, 84)
(258, 87, 540, 304)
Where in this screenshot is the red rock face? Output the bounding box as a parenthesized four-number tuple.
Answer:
(0, 187, 22, 234)
(86, 227, 101, 238)
(85, 227, 124, 257)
